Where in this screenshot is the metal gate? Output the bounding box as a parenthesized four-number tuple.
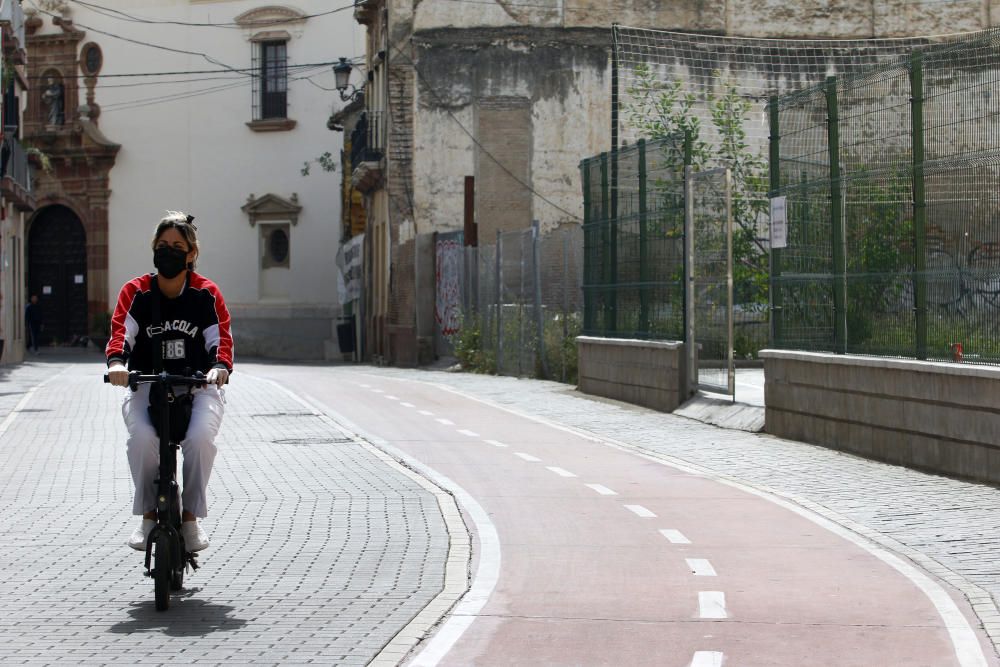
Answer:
(685, 168, 734, 396)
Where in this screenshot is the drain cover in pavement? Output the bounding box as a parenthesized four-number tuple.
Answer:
(271, 437, 353, 446)
(251, 411, 319, 418)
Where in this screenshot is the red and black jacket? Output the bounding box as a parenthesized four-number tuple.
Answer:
(106, 272, 234, 374)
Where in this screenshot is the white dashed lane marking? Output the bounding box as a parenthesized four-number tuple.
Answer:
(401, 402, 415, 408)
(457, 429, 480, 437)
(689, 651, 725, 667)
(585, 484, 617, 496)
(624, 504, 656, 518)
(484, 440, 508, 448)
(514, 452, 541, 462)
(546, 466, 577, 478)
(686, 559, 717, 577)
(436, 418, 455, 426)
(660, 529, 691, 544)
(698, 592, 728, 619)
(385, 395, 399, 400)
(419, 410, 434, 416)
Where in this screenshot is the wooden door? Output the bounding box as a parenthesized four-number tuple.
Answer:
(28, 206, 87, 345)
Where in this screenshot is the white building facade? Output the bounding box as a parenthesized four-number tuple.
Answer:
(24, 0, 362, 360)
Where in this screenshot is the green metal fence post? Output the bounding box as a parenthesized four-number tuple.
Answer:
(768, 96, 783, 347)
(910, 52, 928, 360)
(638, 139, 650, 335)
(609, 146, 619, 335)
(600, 152, 610, 335)
(826, 76, 847, 354)
(496, 228, 503, 371)
(582, 159, 593, 333)
(609, 25, 620, 335)
(682, 129, 693, 341)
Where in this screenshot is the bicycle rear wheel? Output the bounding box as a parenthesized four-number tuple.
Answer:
(153, 534, 171, 611)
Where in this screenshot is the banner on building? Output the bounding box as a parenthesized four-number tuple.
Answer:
(336, 233, 364, 305)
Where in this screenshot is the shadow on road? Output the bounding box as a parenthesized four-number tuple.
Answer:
(109, 589, 248, 636)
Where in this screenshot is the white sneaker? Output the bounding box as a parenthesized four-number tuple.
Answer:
(127, 519, 156, 551)
(181, 520, 209, 552)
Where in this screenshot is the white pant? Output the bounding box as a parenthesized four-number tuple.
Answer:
(123, 383, 224, 518)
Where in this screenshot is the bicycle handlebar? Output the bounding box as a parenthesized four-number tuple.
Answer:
(104, 370, 208, 391)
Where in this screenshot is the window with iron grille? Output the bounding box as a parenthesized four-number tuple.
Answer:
(252, 40, 287, 120)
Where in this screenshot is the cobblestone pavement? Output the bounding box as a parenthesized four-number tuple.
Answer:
(0, 355, 449, 666)
(340, 364, 1000, 656)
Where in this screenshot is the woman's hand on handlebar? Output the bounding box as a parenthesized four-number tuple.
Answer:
(107, 363, 130, 387)
(206, 367, 229, 387)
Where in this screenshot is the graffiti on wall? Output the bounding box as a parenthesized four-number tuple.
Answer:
(435, 234, 463, 337)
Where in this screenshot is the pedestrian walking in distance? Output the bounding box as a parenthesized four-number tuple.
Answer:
(24, 294, 41, 353)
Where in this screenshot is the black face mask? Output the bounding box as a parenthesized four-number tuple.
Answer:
(154, 246, 189, 279)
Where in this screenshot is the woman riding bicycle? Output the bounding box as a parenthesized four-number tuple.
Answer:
(105, 211, 234, 552)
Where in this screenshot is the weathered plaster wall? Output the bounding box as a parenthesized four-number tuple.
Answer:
(413, 0, 726, 33)
(729, 0, 989, 38)
(413, 29, 609, 234)
(412, 0, 995, 37)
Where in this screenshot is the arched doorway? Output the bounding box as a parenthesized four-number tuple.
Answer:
(28, 205, 88, 345)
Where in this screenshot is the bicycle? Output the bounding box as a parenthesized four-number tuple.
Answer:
(104, 370, 206, 611)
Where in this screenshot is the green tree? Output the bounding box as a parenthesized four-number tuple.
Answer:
(625, 68, 770, 306)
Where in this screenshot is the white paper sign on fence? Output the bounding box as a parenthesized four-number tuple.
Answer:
(770, 196, 788, 249)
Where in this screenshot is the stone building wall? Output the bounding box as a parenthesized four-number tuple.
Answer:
(411, 0, 998, 37)
(378, 0, 997, 364)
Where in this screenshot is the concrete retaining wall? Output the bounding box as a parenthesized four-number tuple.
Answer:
(577, 336, 688, 412)
(231, 304, 338, 361)
(762, 350, 1000, 484)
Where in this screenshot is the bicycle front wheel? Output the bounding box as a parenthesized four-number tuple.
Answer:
(171, 564, 184, 592)
(153, 534, 171, 611)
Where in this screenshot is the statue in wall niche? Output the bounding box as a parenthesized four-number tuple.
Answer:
(42, 78, 65, 126)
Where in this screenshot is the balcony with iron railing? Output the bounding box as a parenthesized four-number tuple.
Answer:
(0, 0, 26, 64)
(350, 111, 384, 192)
(1, 131, 35, 211)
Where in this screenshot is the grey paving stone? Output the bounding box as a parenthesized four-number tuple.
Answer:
(0, 357, 449, 666)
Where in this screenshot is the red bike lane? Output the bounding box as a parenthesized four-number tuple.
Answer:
(248, 364, 995, 667)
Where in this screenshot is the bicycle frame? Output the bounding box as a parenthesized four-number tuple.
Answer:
(138, 373, 205, 578)
(144, 382, 186, 577)
(105, 370, 206, 609)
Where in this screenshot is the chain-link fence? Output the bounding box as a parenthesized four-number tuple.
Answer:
(771, 28, 1000, 364)
(442, 225, 582, 382)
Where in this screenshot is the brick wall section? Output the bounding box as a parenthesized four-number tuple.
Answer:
(389, 238, 417, 365)
(476, 97, 533, 242)
(386, 50, 418, 364)
(388, 58, 415, 235)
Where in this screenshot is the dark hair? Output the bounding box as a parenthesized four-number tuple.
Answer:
(151, 211, 199, 267)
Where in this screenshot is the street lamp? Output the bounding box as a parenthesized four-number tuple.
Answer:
(333, 57, 363, 102)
